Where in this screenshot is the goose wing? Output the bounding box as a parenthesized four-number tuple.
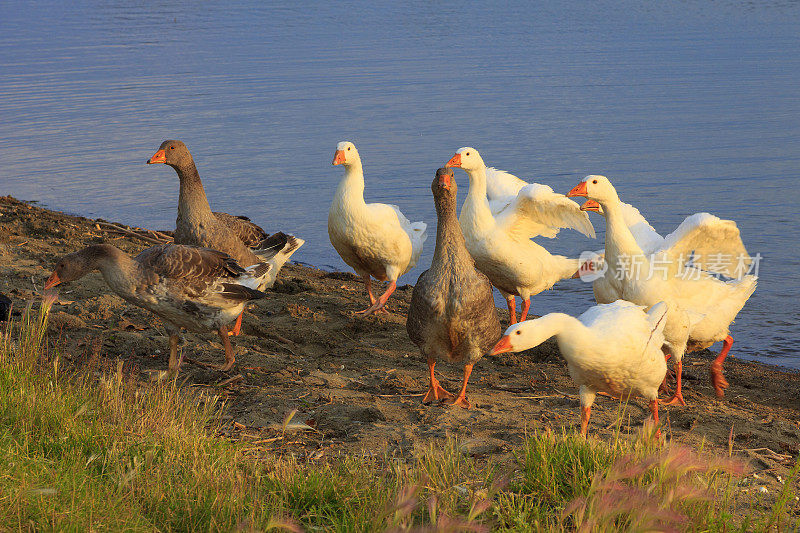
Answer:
(656, 213, 751, 278)
(136, 244, 264, 301)
(493, 183, 596, 241)
(212, 212, 269, 247)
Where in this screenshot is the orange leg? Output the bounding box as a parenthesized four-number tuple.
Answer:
(580, 405, 592, 436)
(355, 275, 388, 315)
(659, 349, 674, 393)
(355, 280, 396, 315)
(660, 360, 686, 406)
(364, 274, 376, 305)
(505, 295, 517, 325)
(214, 326, 236, 371)
(649, 399, 661, 439)
(709, 335, 732, 398)
(519, 298, 531, 322)
(447, 363, 474, 409)
(422, 360, 455, 404)
(228, 311, 243, 337)
(659, 374, 671, 395)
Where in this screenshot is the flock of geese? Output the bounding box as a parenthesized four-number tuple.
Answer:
(44, 140, 757, 437)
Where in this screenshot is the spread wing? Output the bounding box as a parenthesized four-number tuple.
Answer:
(493, 183, 596, 240)
(485, 167, 529, 203)
(656, 213, 751, 278)
(212, 212, 269, 247)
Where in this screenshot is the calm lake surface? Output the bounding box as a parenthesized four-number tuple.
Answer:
(1, 1, 798, 368)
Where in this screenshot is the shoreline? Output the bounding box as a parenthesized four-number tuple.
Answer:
(1, 194, 798, 492)
(7, 195, 795, 373)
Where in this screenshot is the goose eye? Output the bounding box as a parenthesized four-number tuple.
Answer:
(347, 147, 351, 151)
(466, 152, 470, 156)
(170, 146, 175, 150)
(592, 179, 597, 184)
(515, 330, 521, 335)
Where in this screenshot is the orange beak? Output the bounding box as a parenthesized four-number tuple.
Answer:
(44, 272, 61, 290)
(147, 149, 166, 164)
(580, 199, 601, 212)
(489, 335, 513, 356)
(567, 181, 588, 198)
(438, 173, 452, 190)
(445, 153, 461, 168)
(332, 150, 346, 166)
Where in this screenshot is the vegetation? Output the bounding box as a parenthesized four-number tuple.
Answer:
(0, 298, 796, 531)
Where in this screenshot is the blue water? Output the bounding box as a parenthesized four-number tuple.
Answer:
(1, 1, 798, 367)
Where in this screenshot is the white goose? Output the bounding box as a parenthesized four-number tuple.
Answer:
(329, 141, 427, 314)
(445, 147, 595, 323)
(568, 175, 757, 405)
(577, 200, 749, 305)
(490, 300, 669, 437)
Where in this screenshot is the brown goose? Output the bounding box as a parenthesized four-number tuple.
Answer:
(146, 140, 303, 278)
(45, 243, 271, 372)
(407, 168, 501, 408)
(147, 139, 304, 334)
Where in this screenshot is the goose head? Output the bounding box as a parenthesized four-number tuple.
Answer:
(147, 140, 194, 169)
(433, 167, 457, 194)
(580, 199, 602, 213)
(489, 319, 554, 356)
(432, 167, 458, 211)
(332, 141, 360, 166)
(567, 175, 620, 210)
(445, 147, 485, 172)
(45, 245, 115, 289)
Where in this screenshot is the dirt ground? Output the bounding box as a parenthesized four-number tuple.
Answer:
(1, 195, 798, 499)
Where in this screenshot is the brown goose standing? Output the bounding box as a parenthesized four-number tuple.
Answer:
(407, 168, 501, 408)
(147, 139, 304, 333)
(45, 243, 271, 372)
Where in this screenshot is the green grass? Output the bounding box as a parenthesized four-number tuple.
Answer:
(0, 299, 796, 531)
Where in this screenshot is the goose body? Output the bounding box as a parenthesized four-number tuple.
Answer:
(491, 300, 669, 436)
(328, 141, 427, 314)
(407, 168, 501, 408)
(45, 243, 270, 371)
(445, 148, 595, 323)
(568, 175, 757, 404)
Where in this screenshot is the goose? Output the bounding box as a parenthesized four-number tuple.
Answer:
(329, 141, 427, 315)
(407, 168, 501, 408)
(490, 300, 669, 437)
(147, 140, 304, 333)
(44, 243, 271, 372)
(576, 201, 748, 304)
(568, 175, 757, 405)
(445, 147, 595, 324)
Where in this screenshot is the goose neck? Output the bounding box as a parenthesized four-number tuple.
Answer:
(335, 161, 366, 203)
(540, 313, 592, 360)
(460, 165, 495, 231)
(539, 313, 582, 339)
(176, 163, 214, 219)
(601, 198, 645, 258)
(431, 195, 471, 269)
(93, 246, 140, 294)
